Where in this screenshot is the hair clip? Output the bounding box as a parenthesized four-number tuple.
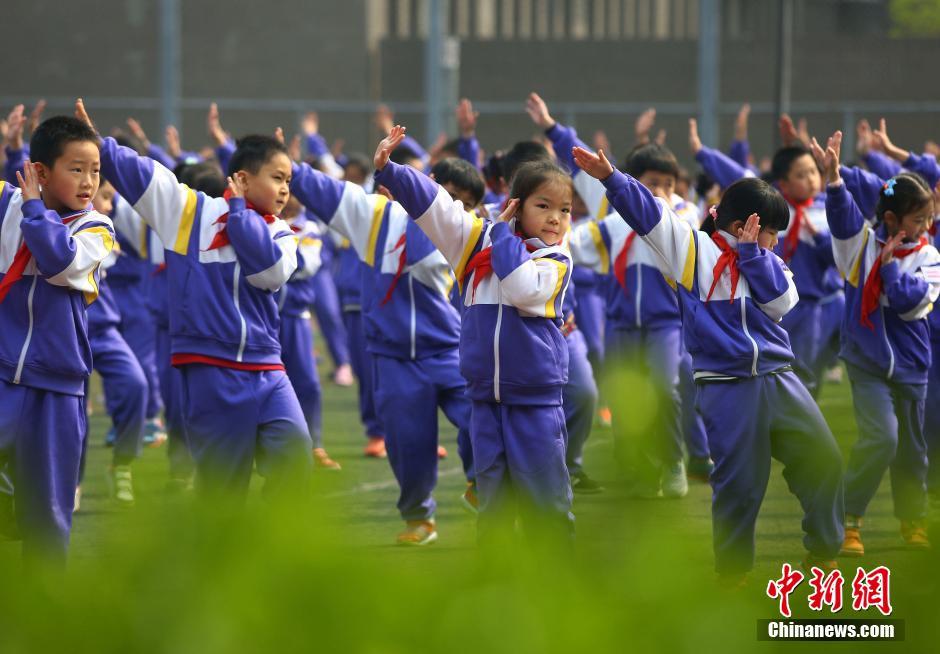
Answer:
(708, 205, 719, 220)
(883, 178, 897, 197)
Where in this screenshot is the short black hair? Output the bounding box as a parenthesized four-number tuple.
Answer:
(29, 116, 99, 168)
(389, 145, 422, 166)
(623, 143, 679, 180)
(712, 177, 790, 232)
(227, 135, 289, 177)
(177, 161, 226, 197)
(876, 172, 934, 225)
(440, 138, 461, 159)
(343, 152, 371, 175)
(502, 141, 552, 184)
(430, 157, 486, 207)
(483, 152, 505, 184)
(771, 145, 814, 182)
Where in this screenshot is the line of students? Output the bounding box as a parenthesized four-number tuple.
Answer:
(2, 97, 938, 584)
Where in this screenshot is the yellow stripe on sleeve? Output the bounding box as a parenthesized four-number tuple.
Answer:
(679, 228, 697, 291)
(364, 196, 389, 266)
(587, 221, 610, 275)
(543, 259, 568, 319)
(596, 196, 609, 219)
(172, 187, 198, 255)
(139, 224, 149, 259)
(454, 215, 484, 289)
(847, 230, 870, 288)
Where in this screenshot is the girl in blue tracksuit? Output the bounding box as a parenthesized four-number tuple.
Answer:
(813, 131, 940, 556)
(290, 153, 477, 545)
(572, 145, 845, 580)
(374, 125, 575, 543)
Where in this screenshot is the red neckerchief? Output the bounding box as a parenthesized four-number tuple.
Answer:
(461, 228, 540, 301)
(781, 196, 814, 262)
(860, 236, 928, 330)
(613, 231, 638, 295)
(205, 190, 278, 251)
(0, 209, 89, 304)
(380, 233, 408, 306)
(706, 232, 740, 303)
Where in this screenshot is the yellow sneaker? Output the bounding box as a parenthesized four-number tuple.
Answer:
(396, 519, 437, 546)
(900, 519, 930, 550)
(313, 448, 341, 471)
(840, 527, 864, 557)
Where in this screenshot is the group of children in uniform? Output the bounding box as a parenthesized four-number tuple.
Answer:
(1, 94, 938, 585)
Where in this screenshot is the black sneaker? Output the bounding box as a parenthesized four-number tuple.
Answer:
(571, 472, 604, 494)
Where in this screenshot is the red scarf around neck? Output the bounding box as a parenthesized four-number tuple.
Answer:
(860, 235, 928, 329)
(205, 191, 278, 252)
(781, 196, 814, 262)
(705, 231, 740, 303)
(613, 231, 638, 295)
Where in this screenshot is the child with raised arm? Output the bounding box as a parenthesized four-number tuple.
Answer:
(81, 100, 313, 504)
(290, 148, 479, 545)
(0, 115, 114, 562)
(373, 125, 575, 543)
(572, 145, 844, 582)
(813, 131, 940, 555)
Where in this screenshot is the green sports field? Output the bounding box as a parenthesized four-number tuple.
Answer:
(1, 362, 938, 653)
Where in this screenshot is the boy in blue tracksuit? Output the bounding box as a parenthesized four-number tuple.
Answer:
(375, 126, 575, 544)
(572, 145, 844, 581)
(291, 154, 477, 545)
(813, 131, 940, 555)
(0, 115, 114, 562)
(85, 99, 314, 503)
(692, 124, 843, 398)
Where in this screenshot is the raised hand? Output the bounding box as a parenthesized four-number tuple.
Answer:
(227, 174, 247, 199)
(779, 114, 799, 147)
(126, 117, 150, 148)
(15, 158, 41, 202)
(301, 111, 319, 137)
(207, 103, 228, 146)
(572, 146, 614, 180)
(456, 98, 479, 137)
(797, 118, 811, 147)
(496, 198, 519, 223)
(654, 129, 667, 146)
(273, 126, 285, 145)
(27, 100, 46, 135)
(4, 104, 25, 149)
(524, 92, 555, 130)
(74, 99, 98, 135)
(871, 117, 909, 162)
(734, 103, 751, 141)
(856, 119, 873, 155)
(810, 130, 843, 186)
(165, 125, 182, 158)
(737, 213, 761, 243)
(374, 124, 407, 171)
(288, 134, 302, 163)
(688, 118, 702, 154)
(882, 230, 907, 264)
(592, 130, 612, 156)
(635, 108, 656, 145)
(374, 104, 394, 135)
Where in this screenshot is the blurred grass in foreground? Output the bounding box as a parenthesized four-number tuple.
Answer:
(0, 355, 938, 653)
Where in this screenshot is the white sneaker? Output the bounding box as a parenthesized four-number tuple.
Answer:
(110, 465, 135, 507)
(73, 486, 82, 513)
(662, 461, 689, 499)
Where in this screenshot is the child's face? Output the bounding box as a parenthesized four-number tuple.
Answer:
(778, 153, 820, 203)
(241, 152, 292, 215)
(758, 228, 779, 250)
(441, 182, 479, 211)
(517, 179, 572, 246)
(92, 180, 115, 216)
(637, 170, 676, 202)
(885, 205, 933, 243)
(37, 140, 101, 212)
(345, 164, 368, 186)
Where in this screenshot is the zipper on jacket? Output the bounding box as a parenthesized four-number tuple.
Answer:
(635, 263, 643, 328)
(881, 305, 895, 380)
(494, 285, 503, 403)
(740, 296, 759, 376)
(233, 262, 248, 362)
(13, 276, 38, 384)
(408, 271, 416, 360)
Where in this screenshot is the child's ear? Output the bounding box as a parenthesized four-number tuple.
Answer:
(726, 219, 745, 235)
(34, 161, 51, 186)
